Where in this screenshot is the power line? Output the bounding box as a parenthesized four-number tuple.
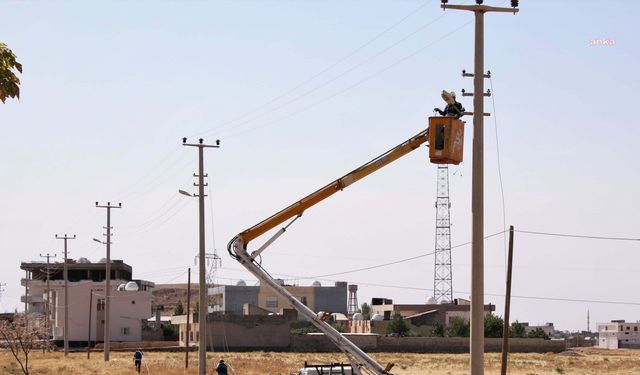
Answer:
(193, 0, 436, 139)
(223, 20, 472, 140)
(203, 12, 449, 140)
(307, 230, 506, 279)
(488, 76, 508, 278)
(515, 230, 640, 242)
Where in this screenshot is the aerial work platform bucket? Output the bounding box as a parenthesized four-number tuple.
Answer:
(428, 116, 464, 165)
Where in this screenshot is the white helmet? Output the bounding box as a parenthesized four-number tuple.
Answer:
(450, 91, 456, 98)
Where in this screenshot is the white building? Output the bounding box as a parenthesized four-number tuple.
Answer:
(597, 320, 640, 349)
(21, 258, 154, 343)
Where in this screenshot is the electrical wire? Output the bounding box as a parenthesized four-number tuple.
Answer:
(223, 20, 472, 140)
(192, 0, 435, 139)
(306, 230, 506, 279)
(488, 76, 508, 278)
(202, 11, 449, 140)
(514, 230, 640, 242)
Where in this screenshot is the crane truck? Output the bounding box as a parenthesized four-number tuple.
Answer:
(228, 115, 464, 375)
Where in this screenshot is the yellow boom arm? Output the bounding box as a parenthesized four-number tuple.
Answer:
(235, 127, 430, 248)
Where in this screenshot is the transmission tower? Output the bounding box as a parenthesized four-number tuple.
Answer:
(434, 165, 453, 303)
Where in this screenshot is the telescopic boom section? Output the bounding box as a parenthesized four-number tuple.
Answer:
(235, 127, 430, 247)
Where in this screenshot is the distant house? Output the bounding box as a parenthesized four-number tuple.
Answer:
(369, 297, 494, 325)
(21, 258, 154, 343)
(208, 280, 349, 316)
(521, 322, 556, 336)
(598, 320, 640, 349)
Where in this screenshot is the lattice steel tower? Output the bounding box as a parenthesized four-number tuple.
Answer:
(434, 165, 453, 303)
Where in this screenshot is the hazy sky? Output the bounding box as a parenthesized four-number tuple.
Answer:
(1, 0, 638, 332)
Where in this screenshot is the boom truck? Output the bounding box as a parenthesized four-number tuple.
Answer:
(228, 112, 464, 375)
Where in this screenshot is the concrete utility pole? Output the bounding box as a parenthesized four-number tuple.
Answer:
(39, 252, 57, 337)
(440, 2, 518, 375)
(56, 234, 76, 357)
(95, 202, 121, 362)
(87, 290, 93, 359)
(185, 267, 191, 369)
(182, 137, 220, 375)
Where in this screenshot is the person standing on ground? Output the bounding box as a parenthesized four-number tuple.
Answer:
(134, 348, 144, 373)
(216, 359, 228, 375)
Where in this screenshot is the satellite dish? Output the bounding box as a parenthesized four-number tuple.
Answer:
(312, 280, 322, 287)
(352, 313, 364, 321)
(236, 280, 247, 286)
(124, 281, 139, 291)
(117, 283, 126, 291)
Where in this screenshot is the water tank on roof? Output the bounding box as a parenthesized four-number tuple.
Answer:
(275, 279, 285, 286)
(236, 280, 247, 286)
(312, 280, 322, 287)
(98, 258, 107, 263)
(124, 281, 139, 291)
(117, 283, 126, 291)
(77, 257, 91, 264)
(426, 297, 438, 305)
(352, 313, 364, 321)
(371, 314, 384, 321)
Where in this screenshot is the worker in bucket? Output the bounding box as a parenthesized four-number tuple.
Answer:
(434, 90, 465, 119)
(133, 348, 144, 373)
(215, 359, 228, 375)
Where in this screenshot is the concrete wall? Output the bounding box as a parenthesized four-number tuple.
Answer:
(289, 335, 566, 353)
(178, 314, 291, 350)
(210, 285, 260, 315)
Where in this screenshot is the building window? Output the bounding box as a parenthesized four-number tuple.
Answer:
(627, 326, 631, 330)
(266, 296, 278, 308)
(635, 327, 638, 332)
(121, 327, 130, 335)
(97, 299, 105, 311)
(180, 332, 184, 341)
(298, 296, 307, 306)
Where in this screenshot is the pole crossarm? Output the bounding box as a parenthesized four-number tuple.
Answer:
(442, 4, 519, 13)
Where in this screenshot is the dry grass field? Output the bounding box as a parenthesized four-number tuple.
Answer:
(1, 348, 640, 375)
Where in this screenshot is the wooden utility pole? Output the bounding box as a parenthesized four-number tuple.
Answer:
(185, 267, 191, 369)
(56, 234, 76, 357)
(501, 225, 515, 375)
(182, 137, 220, 375)
(95, 202, 121, 362)
(440, 2, 518, 374)
(39, 252, 57, 344)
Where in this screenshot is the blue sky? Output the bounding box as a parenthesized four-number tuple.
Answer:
(1, 0, 639, 332)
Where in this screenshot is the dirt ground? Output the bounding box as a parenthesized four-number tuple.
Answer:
(1, 347, 640, 375)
